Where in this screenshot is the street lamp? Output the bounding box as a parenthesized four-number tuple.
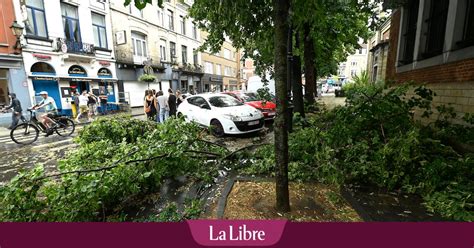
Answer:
(10, 21, 24, 50)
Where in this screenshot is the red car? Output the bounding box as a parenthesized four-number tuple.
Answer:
(222, 91, 276, 120)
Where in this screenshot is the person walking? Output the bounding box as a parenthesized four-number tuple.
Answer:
(168, 89, 177, 117)
(144, 90, 157, 121)
(2, 93, 25, 129)
(75, 91, 91, 123)
(156, 90, 169, 123)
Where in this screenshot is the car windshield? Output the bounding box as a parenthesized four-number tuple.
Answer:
(239, 93, 260, 102)
(209, 96, 244, 107)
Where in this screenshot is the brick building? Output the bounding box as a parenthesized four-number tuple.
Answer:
(0, 0, 29, 126)
(386, 0, 474, 122)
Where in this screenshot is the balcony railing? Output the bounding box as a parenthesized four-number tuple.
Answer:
(57, 38, 95, 55)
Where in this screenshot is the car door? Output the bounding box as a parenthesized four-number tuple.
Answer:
(192, 97, 212, 126)
(184, 97, 199, 122)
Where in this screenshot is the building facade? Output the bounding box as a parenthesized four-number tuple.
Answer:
(337, 44, 368, 82)
(0, 0, 29, 125)
(200, 33, 241, 92)
(110, 0, 202, 107)
(386, 0, 474, 121)
(367, 17, 391, 83)
(12, 0, 118, 116)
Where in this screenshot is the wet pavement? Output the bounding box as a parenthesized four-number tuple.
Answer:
(0, 126, 79, 184)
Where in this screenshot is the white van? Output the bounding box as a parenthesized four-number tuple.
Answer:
(246, 76, 276, 95)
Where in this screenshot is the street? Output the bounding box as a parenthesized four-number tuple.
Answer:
(0, 96, 344, 185)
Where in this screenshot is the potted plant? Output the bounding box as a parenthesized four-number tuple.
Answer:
(139, 74, 157, 88)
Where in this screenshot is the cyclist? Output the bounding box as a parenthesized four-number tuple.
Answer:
(33, 91, 58, 136)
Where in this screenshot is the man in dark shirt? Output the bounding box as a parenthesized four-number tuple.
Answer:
(168, 89, 177, 117)
(3, 93, 26, 129)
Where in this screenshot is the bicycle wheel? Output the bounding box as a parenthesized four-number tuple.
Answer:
(10, 123, 39, 145)
(55, 118, 76, 137)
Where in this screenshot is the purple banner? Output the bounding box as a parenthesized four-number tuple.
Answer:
(0, 222, 472, 247)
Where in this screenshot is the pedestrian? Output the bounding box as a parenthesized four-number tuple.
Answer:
(144, 90, 157, 121)
(168, 89, 177, 117)
(75, 91, 91, 123)
(156, 90, 169, 123)
(176, 90, 183, 107)
(2, 93, 26, 129)
(99, 90, 108, 115)
(71, 90, 80, 119)
(88, 91, 98, 117)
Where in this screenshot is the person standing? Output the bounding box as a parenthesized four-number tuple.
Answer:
(144, 90, 157, 121)
(168, 89, 177, 117)
(156, 91, 169, 123)
(71, 91, 79, 119)
(75, 91, 91, 123)
(3, 93, 25, 129)
(99, 90, 108, 115)
(176, 90, 183, 107)
(88, 91, 98, 117)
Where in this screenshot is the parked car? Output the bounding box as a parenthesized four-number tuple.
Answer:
(222, 91, 277, 120)
(177, 93, 265, 137)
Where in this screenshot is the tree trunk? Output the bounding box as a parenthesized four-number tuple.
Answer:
(303, 24, 316, 105)
(273, 0, 290, 212)
(292, 32, 305, 118)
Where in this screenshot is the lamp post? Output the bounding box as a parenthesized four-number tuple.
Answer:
(10, 21, 24, 51)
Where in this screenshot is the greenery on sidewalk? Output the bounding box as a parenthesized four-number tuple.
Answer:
(242, 84, 474, 221)
(0, 116, 226, 221)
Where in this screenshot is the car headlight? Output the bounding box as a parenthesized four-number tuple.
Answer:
(223, 114, 243, 122)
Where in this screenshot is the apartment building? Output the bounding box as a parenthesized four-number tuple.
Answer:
(367, 16, 391, 83)
(0, 0, 29, 110)
(12, 0, 118, 116)
(338, 44, 368, 82)
(110, 0, 202, 107)
(200, 32, 241, 92)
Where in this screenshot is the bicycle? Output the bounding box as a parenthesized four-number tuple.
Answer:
(10, 108, 76, 145)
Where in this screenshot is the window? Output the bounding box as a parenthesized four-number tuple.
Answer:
(351, 61, 357, 66)
(457, 0, 474, 48)
(180, 16, 186, 35)
(420, 0, 449, 59)
(92, 13, 107, 49)
(167, 10, 174, 30)
(129, 5, 142, 17)
(160, 39, 167, 61)
(193, 49, 198, 65)
(399, 0, 420, 64)
(205, 62, 213, 74)
(224, 49, 231, 59)
(351, 70, 357, 77)
(192, 22, 197, 39)
(61, 3, 81, 42)
(170, 42, 176, 62)
(157, 9, 164, 27)
(224, 66, 232, 76)
(215, 64, 221, 75)
(181, 45, 188, 64)
(131, 32, 147, 57)
(25, 0, 48, 38)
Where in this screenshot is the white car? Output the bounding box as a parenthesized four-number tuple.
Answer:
(177, 93, 265, 136)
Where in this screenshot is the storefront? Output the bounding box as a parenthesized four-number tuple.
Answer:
(25, 55, 118, 116)
(201, 74, 223, 93)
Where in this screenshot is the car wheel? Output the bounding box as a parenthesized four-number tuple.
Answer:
(210, 119, 225, 137)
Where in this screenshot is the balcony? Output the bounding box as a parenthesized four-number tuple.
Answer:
(57, 38, 95, 55)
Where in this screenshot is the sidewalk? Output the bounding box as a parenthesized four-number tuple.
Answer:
(0, 107, 145, 131)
